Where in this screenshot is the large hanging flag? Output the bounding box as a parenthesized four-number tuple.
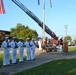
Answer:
(38, 0, 40, 5)
(50, 0, 52, 7)
(0, 0, 5, 14)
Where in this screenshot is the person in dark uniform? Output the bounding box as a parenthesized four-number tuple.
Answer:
(60, 37, 63, 45)
(60, 37, 63, 50)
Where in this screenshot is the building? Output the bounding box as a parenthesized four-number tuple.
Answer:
(0, 30, 10, 38)
(0, 30, 10, 46)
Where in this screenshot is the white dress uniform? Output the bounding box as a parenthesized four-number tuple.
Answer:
(1, 37, 10, 66)
(38, 39, 42, 50)
(11, 40, 18, 64)
(57, 45, 62, 52)
(30, 40, 36, 60)
(17, 40, 24, 62)
(25, 40, 31, 61)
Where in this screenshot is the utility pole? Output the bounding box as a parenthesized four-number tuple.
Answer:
(64, 25, 68, 41)
(42, 0, 52, 44)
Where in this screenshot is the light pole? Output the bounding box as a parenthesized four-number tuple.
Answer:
(42, 0, 45, 44)
(64, 25, 68, 41)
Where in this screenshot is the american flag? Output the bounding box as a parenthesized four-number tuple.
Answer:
(38, 0, 40, 5)
(0, 0, 5, 14)
(50, 0, 52, 7)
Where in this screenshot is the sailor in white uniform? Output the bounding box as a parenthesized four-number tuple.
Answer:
(1, 36, 10, 66)
(38, 39, 42, 50)
(17, 38, 24, 63)
(30, 38, 36, 60)
(11, 37, 18, 64)
(25, 38, 31, 61)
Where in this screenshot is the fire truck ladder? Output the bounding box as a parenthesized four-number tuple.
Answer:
(12, 0, 56, 38)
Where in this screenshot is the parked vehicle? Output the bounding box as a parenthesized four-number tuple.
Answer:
(68, 41, 75, 46)
(71, 41, 75, 46)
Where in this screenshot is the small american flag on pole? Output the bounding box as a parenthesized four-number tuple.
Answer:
(38, 0, 40, 5)
(0, 0, 5, 14)
(50, 0, 52, 7)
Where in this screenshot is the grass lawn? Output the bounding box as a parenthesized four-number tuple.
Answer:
(13, 46, 76, 75)
(13, 59, 76, 75)
(0, 54, 3, 67)
(68, 46, 76, 52)
(0, 46, 76, 75)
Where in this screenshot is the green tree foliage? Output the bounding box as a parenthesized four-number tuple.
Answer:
(10, 23, 38, 41)
(64, 36, 72, 42)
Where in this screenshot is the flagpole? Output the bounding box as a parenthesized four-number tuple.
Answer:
(42, 0, 45, 44)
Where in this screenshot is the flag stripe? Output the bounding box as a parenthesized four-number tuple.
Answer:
(0, 0, 5, 14)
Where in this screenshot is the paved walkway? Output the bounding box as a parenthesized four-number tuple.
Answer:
(0, 50, 76, 75)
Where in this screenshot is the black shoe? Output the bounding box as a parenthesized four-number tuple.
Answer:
(27, 60, 31, 61)
(32, 58, 36, 60)
(20, 61, 24, 63)
(12, 62, 17, 64)
(3, 65, 7, 67)
(7, 64, 11, 66)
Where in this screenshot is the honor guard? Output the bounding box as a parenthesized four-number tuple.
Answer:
(1, 36, 10, 66)
(30, 38, 36, 60)
(18, 38, 24, 63)
(11, 37, 18, 64)
(25, 38, 31, 61)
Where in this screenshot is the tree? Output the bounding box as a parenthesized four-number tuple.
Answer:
(10, 23, 38, 41)
(64, 36, 72, 42)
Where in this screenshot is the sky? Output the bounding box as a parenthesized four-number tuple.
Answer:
(0, 0, 76, 40)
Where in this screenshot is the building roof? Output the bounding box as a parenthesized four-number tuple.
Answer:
(0, 30, 10, 33)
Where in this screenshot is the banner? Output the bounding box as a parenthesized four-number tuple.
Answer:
(0, 0, 5, 14)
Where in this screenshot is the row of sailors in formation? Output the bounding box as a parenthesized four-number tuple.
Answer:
(1, 36, 36, 67)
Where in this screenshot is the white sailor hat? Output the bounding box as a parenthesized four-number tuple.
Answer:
(5, 36, 9, 39)
(32, 38, 35, 40)
(13, 36, 16, 39)
(19, 38, 22, 39)
(26, 38, 30, 40)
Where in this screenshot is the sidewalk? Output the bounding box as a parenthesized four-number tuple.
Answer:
(0, 50, 76, 75)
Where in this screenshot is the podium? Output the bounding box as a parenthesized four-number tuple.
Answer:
(63, 41, 68, 52)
